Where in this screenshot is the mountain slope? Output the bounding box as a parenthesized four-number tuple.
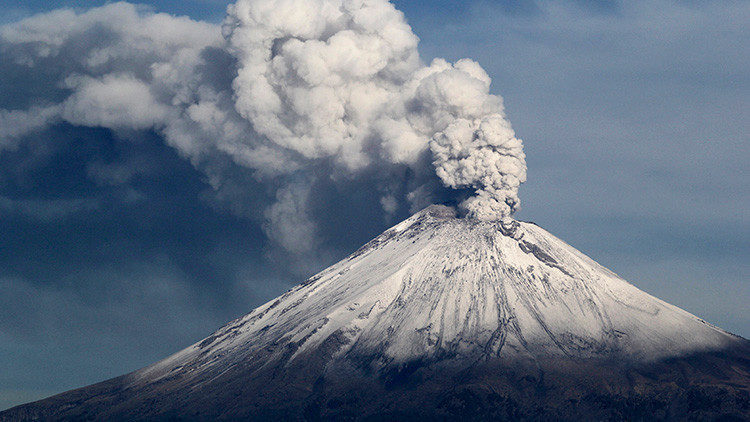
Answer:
(3, 205, 749, 421)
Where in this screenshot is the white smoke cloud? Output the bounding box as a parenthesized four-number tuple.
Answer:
(224, 0, 526, 219)
(0, 3, 221, 65)
(0, 106, 60, 149)
(225, 0, 421, 169)
(0, 0, 527, 254)
(263, 182, 317, 254)
(61, 73, 173, 129)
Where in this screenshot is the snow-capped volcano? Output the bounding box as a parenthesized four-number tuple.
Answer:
(3, 205, 749, 420)
(143, 205, 736, 372)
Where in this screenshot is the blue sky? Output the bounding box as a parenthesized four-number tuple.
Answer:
(0, 0, 748, 411)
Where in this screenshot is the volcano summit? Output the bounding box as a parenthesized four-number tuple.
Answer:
(2, 205, 749, 420)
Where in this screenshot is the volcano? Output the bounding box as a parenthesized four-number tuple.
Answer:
(2, 205, 749, 420)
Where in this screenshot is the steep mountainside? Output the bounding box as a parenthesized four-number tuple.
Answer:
(3, 205, 749, 421)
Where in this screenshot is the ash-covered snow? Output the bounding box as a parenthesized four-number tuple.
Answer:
(135, 205, 737, 385)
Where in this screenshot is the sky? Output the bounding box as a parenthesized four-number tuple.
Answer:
(0, 0, 748, 411)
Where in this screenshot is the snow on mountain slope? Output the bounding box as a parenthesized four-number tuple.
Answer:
(134, 205, 737, 386)
(2, 204, 748, 421)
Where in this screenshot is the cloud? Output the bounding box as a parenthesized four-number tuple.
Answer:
(224, 0, 526, 218)
(0, 3, 220, 63)
(263, 181, 317, 254)
(60, 73, 172, 129)
(0, 106, 60, 149)
(0, 2, 223, 132)
(0, 0, 528, 258)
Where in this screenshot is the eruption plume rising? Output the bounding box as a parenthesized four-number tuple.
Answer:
(225, 0, 526, 219)
(0, 0, 527, 257)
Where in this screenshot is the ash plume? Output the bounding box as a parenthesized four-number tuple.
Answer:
(0, 0, 527, 254)
(224, 0, 526, 219)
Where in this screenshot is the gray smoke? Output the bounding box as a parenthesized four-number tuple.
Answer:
(0, 0, 526, 253)
(224, 0, 526, 218)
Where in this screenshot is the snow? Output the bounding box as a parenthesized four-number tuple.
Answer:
(135, 205, 737, 384)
